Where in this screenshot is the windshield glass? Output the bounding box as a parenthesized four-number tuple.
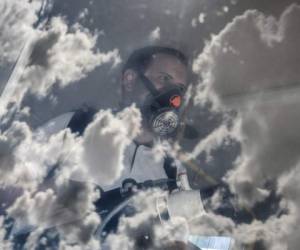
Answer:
(0, 0, 299, 249)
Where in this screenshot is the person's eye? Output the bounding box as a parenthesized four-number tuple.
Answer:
(177, 84, 187, 92)
(158, 74, 172, 83)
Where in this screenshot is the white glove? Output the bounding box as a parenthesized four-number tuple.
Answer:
(167, 190, 205, 221)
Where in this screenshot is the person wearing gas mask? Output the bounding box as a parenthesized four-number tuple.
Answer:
(92, 46, 205, 249)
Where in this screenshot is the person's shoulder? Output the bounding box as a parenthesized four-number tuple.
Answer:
(37, 105, 118, 137)
(37, 111, 75, 137)
(67, 105, 98, 135)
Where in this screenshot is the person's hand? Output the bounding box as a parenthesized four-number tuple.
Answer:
(167, 190, 205, 220)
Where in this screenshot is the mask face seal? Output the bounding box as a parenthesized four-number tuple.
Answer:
(138, 73, 185, 138)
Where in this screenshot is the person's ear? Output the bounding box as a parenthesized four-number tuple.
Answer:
(122, 69, 138, 92)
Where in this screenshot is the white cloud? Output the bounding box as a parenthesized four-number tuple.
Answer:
(0, 105, 140, 189)
(105, 189, 188, 249)
(198, 13, 206, 24)
(0, 106, 141, 247)
(189, 212, 235, 237)
(0, 14, 121, 119)
(79, 105, 141, 186)
(0, 122, 82, 190)
(149, 26, 161, 42)
(193, 4, 300, 102)
(223, 6, 229, 13)
(0, 0, 40, 66)
(17, 17, 121, 98)
(8, 182, 101, 248)
(0, 216, 12, 249)
(0, 121, 101, 247)
(191, 18, 198, 27)
(78, 8, 89, 21)
(0, 121, 33, 187)
(274, 164, 300, 249)
(193, 3, 300, 203)
(2, 124, 102, 246)
(189, 120, 241, 161)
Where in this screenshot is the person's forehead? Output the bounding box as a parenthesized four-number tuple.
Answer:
(148, 53, 187, 75)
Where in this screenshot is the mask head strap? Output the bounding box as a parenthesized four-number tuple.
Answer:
(137, 71, 160, 96)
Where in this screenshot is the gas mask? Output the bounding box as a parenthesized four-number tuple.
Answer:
(138, 72, 185, 138)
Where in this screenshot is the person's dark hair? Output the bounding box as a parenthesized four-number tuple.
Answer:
(122, 46, 188, 75)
